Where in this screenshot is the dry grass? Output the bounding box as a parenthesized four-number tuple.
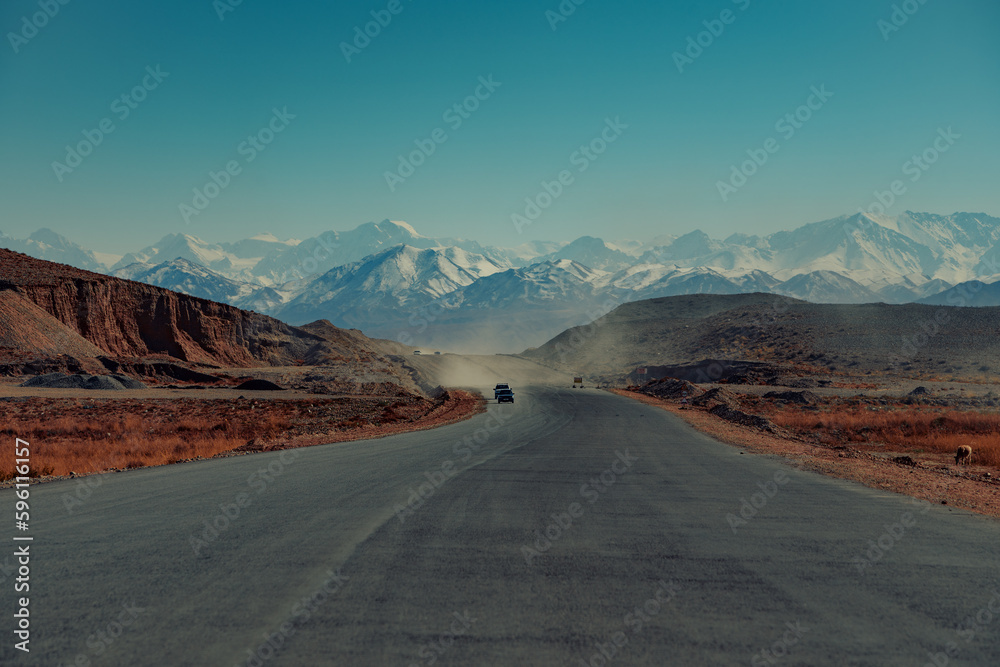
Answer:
(0, 391, 485, 481)
(768, 407, 1000, 468)
(1, 413, 293, 478)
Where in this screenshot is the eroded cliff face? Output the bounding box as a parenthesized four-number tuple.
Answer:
(0, 290, 106, 359)
(0, 248, 343, 367)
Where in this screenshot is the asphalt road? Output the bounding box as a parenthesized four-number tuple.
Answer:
(2, 386, 999, 666)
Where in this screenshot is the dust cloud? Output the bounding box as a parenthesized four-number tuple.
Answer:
(404, 354, 568, 391)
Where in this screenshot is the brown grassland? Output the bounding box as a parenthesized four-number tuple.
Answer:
(761, 404, 1000, 469)
(0, 391, 484, 480)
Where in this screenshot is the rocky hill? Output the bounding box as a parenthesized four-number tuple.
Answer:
(521, 292, 1000, 382)
(0, 248, 384, 369)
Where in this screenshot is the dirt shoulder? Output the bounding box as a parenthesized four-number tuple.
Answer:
(612, 389, 1000, 520)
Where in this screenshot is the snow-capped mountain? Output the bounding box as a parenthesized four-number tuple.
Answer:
(251, 220, 427, 285)
(432, 237, 553, 270)
(887, 211, 1000, 282)
(733, 269, 784, 293)
(276, 244, 504, 327)
(6, 210, 1000, 351)
(645, 230, 727, 263)
(109, 232, 297, 281)
(869, 275, 953, 304)
(221, 233, 301, 260)
(607, 265, 741, 300)
(439, 259, 614, 352)
(249, 219, 520, 286)
(112, 257, 261, 305)
(110, 256, 302, 315)
(507, 239, 569, 263)
(113, 234, 229, 271)
(764, 215, 935, 281)
(276, 251, 610, 353)
(454, 259, 607, 310)
(537, 236, 634, 272)
(773, 270, 878, 304)
(0, 228, 109, 272)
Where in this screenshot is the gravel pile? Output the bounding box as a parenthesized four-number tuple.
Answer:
(20, 372, 146, 390)
(235, 379, 285, 391)
(708, 404, 777, 431)
(84, 375, 127, 390)
(21, 373, 68, 387)
(638, 377, 701, 400)
(111, 375, 147, 389)
(691, 387, 742, 409)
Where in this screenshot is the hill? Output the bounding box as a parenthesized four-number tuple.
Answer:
(521, 293, 1000, 382)
(0, 290, 105, 359)
(0, 248, 386, 369)
(918, 280, 1000, 307)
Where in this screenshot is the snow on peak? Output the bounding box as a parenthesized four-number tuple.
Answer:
(249, 233, 300, 245)
(384, 219, 421, 236)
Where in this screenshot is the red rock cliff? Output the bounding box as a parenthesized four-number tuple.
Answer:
(0, 248, 342, 367)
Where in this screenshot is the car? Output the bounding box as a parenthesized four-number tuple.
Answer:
(494, 382, 510, 399)
(496, 389, 514, 403)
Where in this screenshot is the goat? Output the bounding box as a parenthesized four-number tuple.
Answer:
(955, 445, 973, 465)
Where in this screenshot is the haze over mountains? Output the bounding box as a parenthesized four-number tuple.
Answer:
(4, 211, 1000, 352)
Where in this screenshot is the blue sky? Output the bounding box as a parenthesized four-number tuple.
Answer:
(2, 0, 998, 253)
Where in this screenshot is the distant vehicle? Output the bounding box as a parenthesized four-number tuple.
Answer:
(494, 382, 510, 399)
(413, 351, 421, 355)
(434, 351, 441, 355)
(573, 376, 583, 387)
(497, 389, 514, 403)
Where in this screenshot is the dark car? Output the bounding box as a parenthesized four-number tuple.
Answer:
(496, 389, 514, 403)
(494, 382, 510, 399)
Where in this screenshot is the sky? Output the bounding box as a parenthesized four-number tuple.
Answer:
(1, 0, 998, 254)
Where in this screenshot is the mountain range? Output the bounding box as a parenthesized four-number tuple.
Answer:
(4, 211, 1000, 353)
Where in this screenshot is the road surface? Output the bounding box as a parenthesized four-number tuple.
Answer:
(2, 383, 998, 665)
